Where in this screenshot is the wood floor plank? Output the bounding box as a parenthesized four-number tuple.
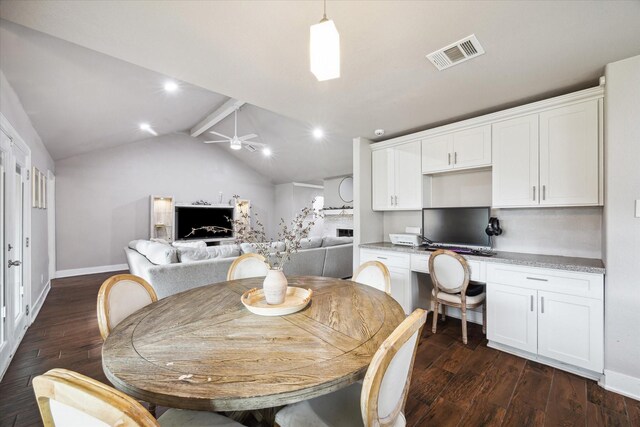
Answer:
(502, 400, 545, 427)
(511, 362, 553, 410)
(587, 380, 628, 414)
(625, 397, 640, 427)
(458, 399, 507, 427)
(415, 396, 465, 427)
(544, 370, 587, 426)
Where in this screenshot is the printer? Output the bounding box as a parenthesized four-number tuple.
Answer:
(389, 227, 423, 247)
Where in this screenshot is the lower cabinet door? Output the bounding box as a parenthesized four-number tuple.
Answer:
(487, 283, 537, 354)
(537, 291, 603, 372)
(388, 266, 411, 315)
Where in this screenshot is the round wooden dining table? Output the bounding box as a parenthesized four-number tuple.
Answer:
(102, 275, 406, 415)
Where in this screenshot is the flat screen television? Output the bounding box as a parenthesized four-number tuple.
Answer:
(175, 206, 234, 241)
(422, 207, 491, 248)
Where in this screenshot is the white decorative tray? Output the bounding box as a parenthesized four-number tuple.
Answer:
(241, 287, 313, 316)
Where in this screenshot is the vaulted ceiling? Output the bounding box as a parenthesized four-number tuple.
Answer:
(1, 1, 639, 182)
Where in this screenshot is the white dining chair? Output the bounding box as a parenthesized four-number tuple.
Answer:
(274, 309, 427, 427)
(353, 261, 391, 295)
(429, 249, 486, 345)
(227, 253, 269, 281)
(32, 368, 244, 427)
(97, 274, 158, 341)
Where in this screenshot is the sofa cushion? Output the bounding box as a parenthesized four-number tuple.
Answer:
(240, 242, 286, 254)
(172, 240, 207, 250)
(321, 236, 354, 247)
(207, 244, 241, 258)
(178, 245, 240, 263)
(129, 240, 178, 265)
(299, 237, 323, 250)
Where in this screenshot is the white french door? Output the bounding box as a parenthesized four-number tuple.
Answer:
(0, 124, 31, 377)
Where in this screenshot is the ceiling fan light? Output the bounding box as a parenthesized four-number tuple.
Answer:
(310, 19, 340, 81)
(230, 139, 242, 150)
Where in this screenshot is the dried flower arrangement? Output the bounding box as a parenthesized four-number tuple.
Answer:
(184, 195, 321, 270)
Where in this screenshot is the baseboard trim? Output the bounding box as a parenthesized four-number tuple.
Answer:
(56, 264, 128, 278)
(30, 280, 51, 324)
(602, 369, 640, 401)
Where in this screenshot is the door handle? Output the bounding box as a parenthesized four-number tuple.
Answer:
(533, 186, 536, 201)
(542, 185, 546, 200)
(541, 296, 545, 314)
(394, 195, 398, 205)
(454, 152, 457, 164)
(530, 295, 534, 312)
(448, 153, 451, 165)
(8, 260, 21, 268)
(390, 195, 393, 206)
(526, 277, 548, 282)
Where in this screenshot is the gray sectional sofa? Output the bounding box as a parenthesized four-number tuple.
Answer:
(125, 238, 353, 299)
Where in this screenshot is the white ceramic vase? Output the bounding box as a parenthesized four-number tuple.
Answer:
(263, 269, 288, 305)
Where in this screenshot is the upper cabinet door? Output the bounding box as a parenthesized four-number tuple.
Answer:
(492, 114, 540, 207)
(394, 141, 422, 209)
(421, 134, 453, 174)
(539, 100, 599, 206)
(452, 125, 492, 169)
(372, 148, 394, 210)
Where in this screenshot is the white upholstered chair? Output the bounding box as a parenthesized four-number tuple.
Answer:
(353, 261, 391, 295)
(275, 309, 427, 427)
(227, 253, 269, 281)
(429, 249, 486, 345)
(97, 274, 158, 341)
(32, 368, 244, 427)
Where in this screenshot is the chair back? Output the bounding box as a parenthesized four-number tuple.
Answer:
(353, 261, 391, 295)
(361, 309, 427, 426)
(33, 369, 159, 427)
(97, 274, 157, 340)
(428, 250, 470, 295)
(227, 253, 269, 281)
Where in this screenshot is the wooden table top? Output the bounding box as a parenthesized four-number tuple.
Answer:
(102, 276, 406, 411)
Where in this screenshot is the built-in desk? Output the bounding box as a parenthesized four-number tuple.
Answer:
(359, 242, 605, 379)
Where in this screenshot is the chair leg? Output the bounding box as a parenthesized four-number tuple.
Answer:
(441, 305, 446, 321)
(482, 303, 487, 335)
(432, 301, 439, 334)
(461, 306, 468, 345)
(148, 403, 157, 418)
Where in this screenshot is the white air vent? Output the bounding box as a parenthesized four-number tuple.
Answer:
(426, 34, 485, 71)
(244, 144, 257, 152)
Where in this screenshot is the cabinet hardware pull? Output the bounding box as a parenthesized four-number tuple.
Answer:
(395, 195, 398, 205)
(541, 296, 545, 313)
(8, 259, 21, 268)
(542, 185, 546, 200)
(533, 186, 536, 201)
(448, 153, 451, 165)
(526, 276, 548, 282)
(377, 256, 387, 260)
(530, 295, 534, 312)
(454, 152, 457, 164)
(390, 195, 393, 206)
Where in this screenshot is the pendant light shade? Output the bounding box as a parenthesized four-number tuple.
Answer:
(310, 16, 340, 81)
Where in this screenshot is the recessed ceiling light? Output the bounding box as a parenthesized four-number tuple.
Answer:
(139, 123, 158, 136)
(163, 80, 179, 92)
(263, 147, 272, 157)
(313, 128, 324, 139)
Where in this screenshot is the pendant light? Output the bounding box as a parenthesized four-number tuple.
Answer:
(310, 0, 340, 81)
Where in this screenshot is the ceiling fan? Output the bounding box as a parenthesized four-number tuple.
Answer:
(204, 107, 264, 151)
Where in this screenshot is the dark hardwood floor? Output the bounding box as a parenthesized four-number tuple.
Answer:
(1, 272, 638, 427)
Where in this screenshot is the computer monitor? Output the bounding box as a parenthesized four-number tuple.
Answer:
(422, 207, 491, 248)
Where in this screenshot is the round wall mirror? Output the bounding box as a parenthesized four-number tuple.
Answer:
(338, 176, 353, 204)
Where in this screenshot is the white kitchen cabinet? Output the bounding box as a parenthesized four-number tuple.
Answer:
(388, 266, 412, 315)
(537, 291, 603, 372)
(486, 263, 604, 375)
(421, 125, 491, 174)
(487, 283, 538, 354)
(493, 100, 600, 208)
(492, 114, 539, 207)
(372, 141, 421, 211)
(539, 100, 599, 206)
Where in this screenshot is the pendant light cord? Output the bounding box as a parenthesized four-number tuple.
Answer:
(321, 0, 328, 22)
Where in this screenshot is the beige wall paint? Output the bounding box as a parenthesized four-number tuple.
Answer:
(55, 133, 275, 271)
(0, 70, 55, 310)
(603, 55, 640, 389)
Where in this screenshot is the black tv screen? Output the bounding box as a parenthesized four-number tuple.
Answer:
(422, 207, 490, 248)
(175, 206, 234, 240)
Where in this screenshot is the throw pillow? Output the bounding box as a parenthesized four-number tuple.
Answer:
(321, 236, 354, 247)
(299, 237, 323, 249)
(129, 240, 179, 265)
(172, 240, 207, 250)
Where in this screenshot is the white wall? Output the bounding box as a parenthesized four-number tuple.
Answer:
(323, 175, 352, 208)
(274, 182, 323, 237)
(603, 55, 640, 398)
(0, 70, 55, 311)
(55, 133, 275, 271)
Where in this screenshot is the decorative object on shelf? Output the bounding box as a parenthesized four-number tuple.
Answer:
(310, 0, 340, 81)
(231, 195, 319, 305)
(149, 195, 174, 242)
(241, 286, 313, 316)
(338, 176, 353, 203)
(192, 200, 211, 205)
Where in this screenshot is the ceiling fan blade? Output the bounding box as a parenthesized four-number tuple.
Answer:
(209, 130, 231, 139)
(203, 140, 228, 144)
(239, 134, 258, 141)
